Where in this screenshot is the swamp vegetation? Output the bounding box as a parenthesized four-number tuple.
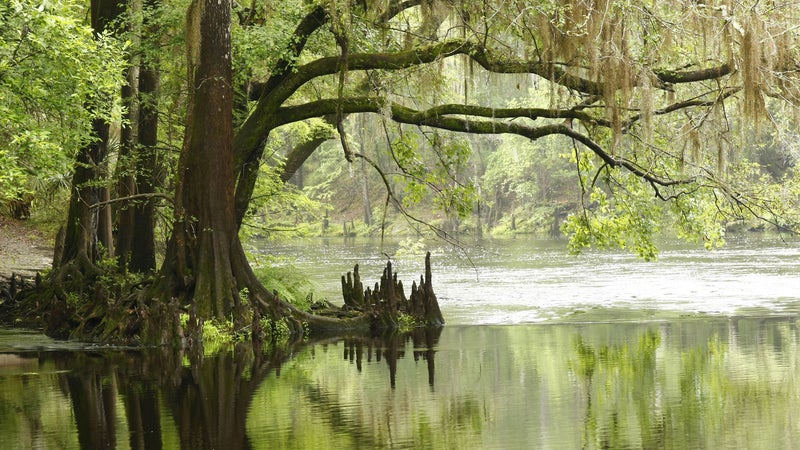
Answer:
(1, 0, 800, 349)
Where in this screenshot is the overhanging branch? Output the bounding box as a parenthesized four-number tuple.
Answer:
(653, 63, 734, 84)
(623, 87, 742, 130)
(277, 98, 695, 188)
(276, 97, 608, 126)
(271, 39, 736, 111)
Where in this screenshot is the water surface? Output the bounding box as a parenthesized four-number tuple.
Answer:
(260, 234, 800, 323)
(1, 236, 799, 449)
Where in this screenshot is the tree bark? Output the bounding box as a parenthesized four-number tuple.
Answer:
(166, 0, 240, 320)
(61, 117, 110, 266)
(129, 0, 161, 273)
(115, 0, 161, 273)
(116, 65, 138, 272)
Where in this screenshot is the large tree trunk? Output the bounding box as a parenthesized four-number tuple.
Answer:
(162, 0, 249, 323)
(129, 10, 160, 273)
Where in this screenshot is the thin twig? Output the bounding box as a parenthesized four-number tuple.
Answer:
(88, 192, 173, 209)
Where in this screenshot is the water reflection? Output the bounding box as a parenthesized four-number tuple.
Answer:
(2, 319, 800, 448)
(341, 327, 441, 388)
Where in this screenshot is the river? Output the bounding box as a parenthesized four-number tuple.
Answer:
(1, 235, 799, 448)
(262, 234, 800, 324)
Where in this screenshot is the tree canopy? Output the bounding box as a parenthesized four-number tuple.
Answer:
(229, 0, 800, 257)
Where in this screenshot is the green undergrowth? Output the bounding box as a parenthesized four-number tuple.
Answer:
(250, 258, 316, 311)
(397, 312, 424, 332)
(4, 247, 320, 347)
(167, 257, 317, 353)
(178, 312, 298, 356)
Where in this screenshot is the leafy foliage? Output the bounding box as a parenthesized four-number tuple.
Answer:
(8, 0, 800, 348)
(0, 0, 125, 201)
(252, 257, 316, 311)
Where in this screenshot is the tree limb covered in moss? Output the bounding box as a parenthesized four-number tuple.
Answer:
(653, 63, 733, 84)
(276, 97, 607, 125)
(277, 97, 695, 189)
(271, 39, 735, 110)
(235, 29, 735, 221)
(377, 0, 422, 23)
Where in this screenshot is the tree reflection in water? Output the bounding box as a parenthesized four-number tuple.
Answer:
(49, 328, 440, 449)
(342, 327, 441, 388)
(570, 330, 663, 449)
(10, 320, 798, 448)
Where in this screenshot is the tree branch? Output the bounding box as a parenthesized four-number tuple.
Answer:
(89, 192, 173, 209)
(277, 98, 695, 188)
(276, 97, 608, 126)
(653, 63, 734, 84)
(249, 5, 328, 101)
(623, 87, 741, 130)
(270, 39, 737, 112)
(280, 122, 335, 183)
(377, 0, 422, 24)
(274, 40, 604, 103)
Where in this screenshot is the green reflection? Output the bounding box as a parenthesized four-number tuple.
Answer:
(0, 319, 799, 448)
(570, 330, 662, 448)
(246, 320, 800, 449)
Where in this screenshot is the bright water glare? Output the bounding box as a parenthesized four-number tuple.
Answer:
(259, 234, 800, 325)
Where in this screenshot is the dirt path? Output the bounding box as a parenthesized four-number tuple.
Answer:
(0, 217, 53, 280)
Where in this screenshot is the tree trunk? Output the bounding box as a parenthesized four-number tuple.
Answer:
(161, 0, 248, 323)
(140, 0, 324, 344)
(61, 117, 110, 266)
(60, 0, 125, 268)
(129, 4, 161, 272)
(116, 65, 138, 271)
(115, 0, 161, 273)
(150, 0, 334, 341)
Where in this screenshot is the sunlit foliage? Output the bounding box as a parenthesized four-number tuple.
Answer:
(0, 0, 125, 201)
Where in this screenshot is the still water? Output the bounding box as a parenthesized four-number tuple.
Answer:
(1, 236, 800, 449)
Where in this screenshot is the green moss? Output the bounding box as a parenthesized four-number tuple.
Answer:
(397, 313, 422, 332)
(179, 313, 244, 355)
(258, 316, 293, 341)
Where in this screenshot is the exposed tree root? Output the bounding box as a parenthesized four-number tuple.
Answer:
(2, 252, 444, 346)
